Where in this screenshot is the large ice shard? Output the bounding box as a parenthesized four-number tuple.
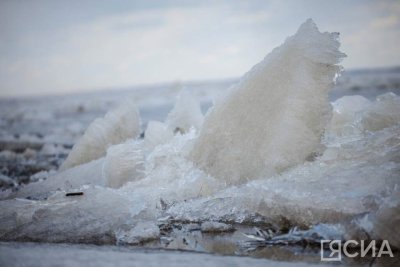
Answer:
(190, 19, 346, 183)
(60, 101, 141, 170)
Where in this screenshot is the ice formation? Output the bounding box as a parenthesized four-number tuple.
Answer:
(165, 90, 204, 134)
(8, 158, 105, 200)
(190, 19, 346, 183)
(60, 101, 140, 170)
(143, 91, 203, 152)
(143, 121, 173, 153)
(102, 140, 144, 188)
(0, 19, 399, 252)
(326, 92, 400, 141)
(359, 92, 400, 132)
(326, 95, 372, 139)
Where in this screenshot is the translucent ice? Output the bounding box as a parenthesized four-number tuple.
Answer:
(0, 20, 399, 252)
(7, 159, 105, 200)
(325, 92, 400, 143)
(143, 90, 203, 154)
(360, 92, 400, 132)
(190, 19, 346, 184)
(143, 121, 173, 153)
(325, 95, 372, 140)
(60, 101, 140, 170)
(102, 140, 145, 188)
(165, 90, 204, 134)
(115, 221, 160, 245)
(168, 121, 400, 244)
(0, 187, 133, 243)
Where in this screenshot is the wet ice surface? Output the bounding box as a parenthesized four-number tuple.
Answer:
(0, 242, 332, 267)
(1, 20, 400, 265)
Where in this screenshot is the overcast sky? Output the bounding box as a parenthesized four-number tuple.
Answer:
(1, 0, 399, 97)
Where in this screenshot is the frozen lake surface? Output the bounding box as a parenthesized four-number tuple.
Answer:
(0, 242, 330, 267)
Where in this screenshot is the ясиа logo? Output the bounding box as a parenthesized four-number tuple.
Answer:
(320, 240, 394, 261)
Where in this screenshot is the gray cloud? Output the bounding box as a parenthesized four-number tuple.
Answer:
(0, 0, 399, 97)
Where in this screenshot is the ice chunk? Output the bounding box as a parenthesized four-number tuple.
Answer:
(140, 130, 225, 202)
(325, 93, 400, 143)
(165, 90, 204, 134)
(332, 95, 372, 114)
(1, 20, 398, 252)
(1, 113, 399, 248)
(360, 92, 400, 132)
(60, 101, 140, 170)
(143, 121, 174, 153)
(190, 19, 345, 184)
(102, 140, 145, 188)
(0, 187, 135, 243)
(169, 123, 400, 230)
(9, 159, 105, 200)
(115, 221, 160, 245)
(368, 191, 400, 248)
(143, 91, 203, 154)
(325, 95, 372, 140)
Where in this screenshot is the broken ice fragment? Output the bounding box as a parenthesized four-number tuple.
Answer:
(190, 19, 345, 183)
(61, 101, 141, 170)
(102, 140, 145, 188)
(165, 90, 204, 134)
